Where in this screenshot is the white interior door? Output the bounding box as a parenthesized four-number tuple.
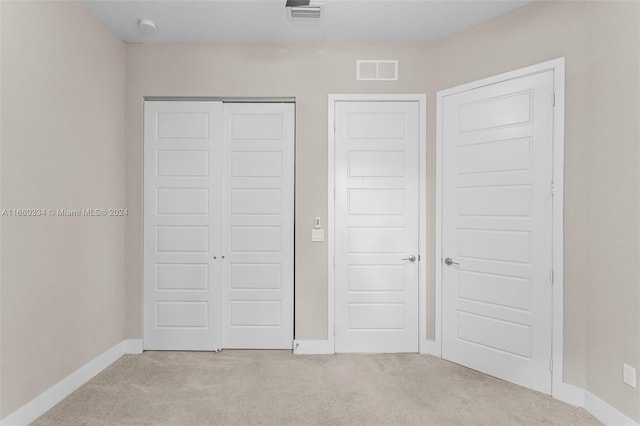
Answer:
(144, 101, 223, 350)
(144, 101, 294, 351)
(334, 101, 419, 353)
(441, 71, 554, 393)
(222, 103, 294, 349)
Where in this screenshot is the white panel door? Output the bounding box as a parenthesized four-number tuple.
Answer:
(335, 101, 419, 353)
(222, 103, 294, 349)
(441, 71, 554, 393)
(144, 101, 223, 350)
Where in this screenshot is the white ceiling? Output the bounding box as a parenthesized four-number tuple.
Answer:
(82, 0, 533, 44)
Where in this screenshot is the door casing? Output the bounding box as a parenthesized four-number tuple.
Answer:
(328, 94, 428, 354)
(435, 58, 567, 398)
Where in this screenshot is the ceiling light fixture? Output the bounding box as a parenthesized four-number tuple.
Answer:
(138, 19, 157, 34)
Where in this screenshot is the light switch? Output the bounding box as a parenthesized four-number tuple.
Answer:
(623, 364, 636, 388)
(312, 229, 324, 242)
(314, 217, 321, 229)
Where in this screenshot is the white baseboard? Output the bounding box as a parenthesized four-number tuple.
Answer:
(1, 339, 143, 426)
(553, 382, 637, 425)
(293, 339, 444, 356)
(553, 381, 585, 407)
(123, 339, 143, 354)
(583, 390, 637, 426)
(420, 339, 441, 357)
(293, 340, 334, 354)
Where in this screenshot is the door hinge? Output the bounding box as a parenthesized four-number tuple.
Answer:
(550, 182, 555, 196)
(418, 254, 421, 261)
(550, 269, 554, 285)
(549, 358, 553, 372)
(552, 92, 556, 107)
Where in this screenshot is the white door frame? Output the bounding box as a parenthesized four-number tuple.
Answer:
(328, 94, 428, 354)
(435, 58, 570, 399)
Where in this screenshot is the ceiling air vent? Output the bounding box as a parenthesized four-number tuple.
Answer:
(286, 0, 310, 6)
(357, 60, 399, 81)
(288, 5, 322, 20)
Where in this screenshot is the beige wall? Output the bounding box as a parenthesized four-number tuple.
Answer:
(124, 44, 432, 339)
(422, 1, 640, 420)
(1, 0, 636, 422)
(423, 1, 592, 360)
(585, 1, 640, 419)
(0, 1, 126, 417)
(125, 1, 640, 421)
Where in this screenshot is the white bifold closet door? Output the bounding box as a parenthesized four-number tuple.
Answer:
(144, 101, 294, 351)
(144, 101, 223, 350)
(222, 103, 294, 349)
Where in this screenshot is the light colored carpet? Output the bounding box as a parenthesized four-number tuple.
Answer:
(33, 350, 599, 425)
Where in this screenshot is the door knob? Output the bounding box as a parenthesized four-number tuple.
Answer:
(402, 255, 417, 262)
(444, 257, 460, 266)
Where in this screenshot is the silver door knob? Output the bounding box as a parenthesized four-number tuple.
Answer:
(444, 257, 460, 266)
(402, 255, 417, 262)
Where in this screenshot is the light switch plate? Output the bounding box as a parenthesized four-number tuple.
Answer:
(623, 364, 636, 388)
(311, 229, 324, 242)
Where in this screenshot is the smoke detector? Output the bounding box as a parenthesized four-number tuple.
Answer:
(138, 19, 157, 34)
